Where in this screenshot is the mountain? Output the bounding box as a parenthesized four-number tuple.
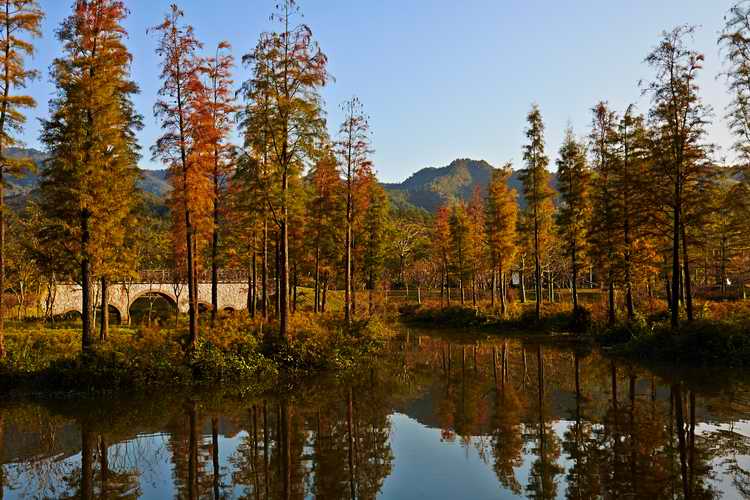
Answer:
(4, 148, 171, 203)
(6, 148, 558, 216)
(383, 158, 536, 213)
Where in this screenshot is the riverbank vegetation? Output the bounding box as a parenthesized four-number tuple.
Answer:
(0, 0, 750, 383)
(0, 314, 393, 393)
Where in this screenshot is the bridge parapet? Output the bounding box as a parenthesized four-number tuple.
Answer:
(42, 274, 249, 322)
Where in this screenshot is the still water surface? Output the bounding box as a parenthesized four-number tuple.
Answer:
(1, 332, 749, 499)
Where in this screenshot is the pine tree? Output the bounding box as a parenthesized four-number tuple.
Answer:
(643, 25, 712, 327)
(306, 148, 343, 313)
(239, 0, 328, 337)
(720, 1, 750, 167)
(613, 106, 652, 320)
(449, 202, 470, 305)
(38, 0, 141, 351)
(555, 128, 590, 312)
(151, 4, 204, 348)
(191, 42, 236, 326)
(519, 104, 555, 321)
(433, 204, 452, 305)
(466, 186, 486, 307)
(485, 164, 518, 316)
(336, 97, 373, 325)
(589, 102, 620, 325)
(361, 177, 388, 315)
(0, 0, 42, 358)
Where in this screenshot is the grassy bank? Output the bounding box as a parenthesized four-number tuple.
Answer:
(0, 313, 393, 394)
(400, 300, 750, 367)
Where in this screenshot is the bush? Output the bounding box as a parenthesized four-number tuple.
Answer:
(0, 313, 394, 393)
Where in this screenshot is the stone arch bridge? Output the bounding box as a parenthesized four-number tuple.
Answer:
(44, 270, 249, 323)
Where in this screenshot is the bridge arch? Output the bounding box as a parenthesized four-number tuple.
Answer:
(128, 291, 179, 326)
(100, 303, 123, 325)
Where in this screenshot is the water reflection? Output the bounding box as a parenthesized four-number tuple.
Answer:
(1, 333, 750, 499)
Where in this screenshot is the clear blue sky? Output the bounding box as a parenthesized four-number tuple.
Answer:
(24, 0, 736, 182)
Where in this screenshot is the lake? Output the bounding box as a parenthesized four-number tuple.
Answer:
(1, 330, 749, 499)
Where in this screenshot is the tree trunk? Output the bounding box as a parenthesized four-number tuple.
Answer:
(251, 273, 255, 318)
(275, 231, 281, 321)
(608, 278, 616, 326)
(80, 424, 94, 500)
(351, 265, 357, 318)
(572, 247, 579, 311)
(0, 162, 4, 359)
(292, 266, 298, 314)
(345, 172, 353, 326)
(99, 435, 109, 496)
(681, 223, 693, 322)
(314, 244, 320, 314)
(671, 182, 681, 328)
(490, 268, 496, 308)
(321, 276, 328, 313)
(262, 219, 268, 321)
(500, 265, 507, 317)
(100, 277, 109, 342)
(211, 187, 220, 326)
(81, 209, 93, 352)
(520, 267, 527, 303)
(212, 417, 220, 500)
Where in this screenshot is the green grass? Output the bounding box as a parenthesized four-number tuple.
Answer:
(0, 313, 394, 394)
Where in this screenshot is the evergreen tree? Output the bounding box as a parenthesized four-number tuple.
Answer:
(38, 0, 141, 351)
(519, 104, 555, 321)
(336, 97, 373, 325)
(643, 25, 712, 327)
(151, 4, 204, 348)
(449, 202, 470, 305)
(362, 178, 388, 315)
(0, 0, 42, 358)
(720, 1, 750, 167)
(239, 0, 328, 337)
(589, 102, 620, 325)
(306, 148, 343, 314)
(191, 41, 236, 326)
(555, 128, 591, 312)
(485, 164, 518, 315)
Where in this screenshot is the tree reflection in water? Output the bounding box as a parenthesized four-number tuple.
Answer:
(0, 333, 749, 498)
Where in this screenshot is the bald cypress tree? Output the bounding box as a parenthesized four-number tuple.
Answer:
(38, 0, 141, 352)
(0, 0, 42, 358)
(485, 164, 518, 316)
(151, 5, 203, 347)
(555, 128, 590, 312)
(520, 104, 555, 321)
(643, 26, 711, 328)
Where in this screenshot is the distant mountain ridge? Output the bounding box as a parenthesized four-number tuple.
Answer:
(383, 158, 539, 213)
(5, 148, 171, 201)
(5, 148, 554, 215)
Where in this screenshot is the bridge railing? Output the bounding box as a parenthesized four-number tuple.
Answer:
(136, 269, 249, 284)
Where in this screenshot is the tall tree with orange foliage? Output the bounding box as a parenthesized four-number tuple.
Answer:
(191, 41, 236, 325)
(466, 187, 486, 306)
(555, 128, 590, 312)
(433, 204, 452, 305)
(240, 0, 328, 337)
(151, 4, 204, 348)
(336, 97, 373, 325)
(519, 104, 555, 321)
(307, 148, 342, 313)
(0, 0, 42, 358)
(589, 102, 620, 325)
(643, 26, 712, 328)
(485, 164, 518, 315)
(39, 0, 141, 351)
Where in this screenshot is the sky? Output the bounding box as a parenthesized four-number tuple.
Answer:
(22, 0, 739, 182)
